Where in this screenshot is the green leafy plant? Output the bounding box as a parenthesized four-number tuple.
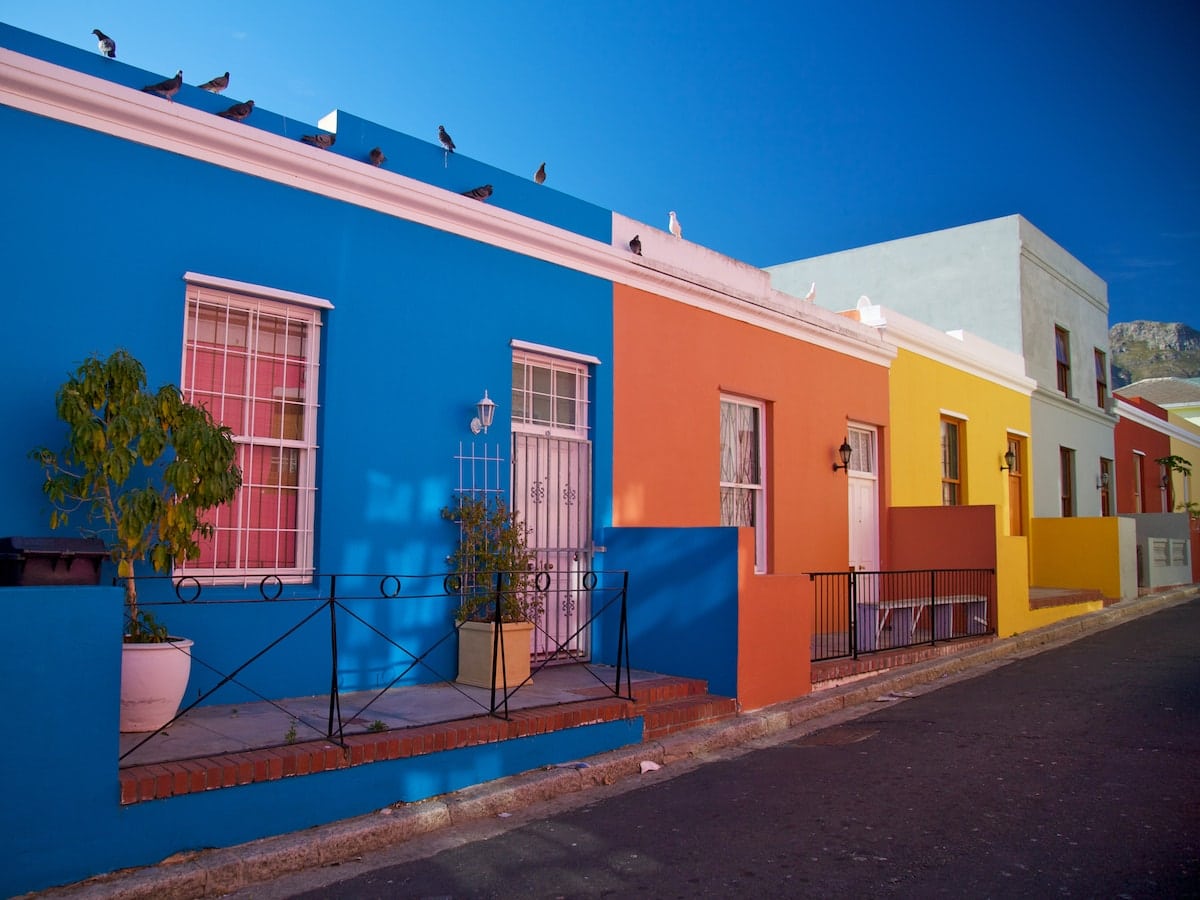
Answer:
(31, 349, 242, 642)
(285, 719, 298, 744)
(367, 720, 388, 733)
(441, 494, 547, 624)
(1156, 454, 1193, 513)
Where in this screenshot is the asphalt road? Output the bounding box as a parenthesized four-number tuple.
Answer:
(247, 598, 1200, 899)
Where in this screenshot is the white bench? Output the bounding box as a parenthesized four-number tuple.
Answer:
(859, 594, 987, 649)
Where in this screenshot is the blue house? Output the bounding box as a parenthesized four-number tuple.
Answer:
(0, 23, 745, 895)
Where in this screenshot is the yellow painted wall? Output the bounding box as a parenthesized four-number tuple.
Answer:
(1167, 411, 1200, 514)
(1029, 516, 1127, 599)
(887, 347, 1031, 532)
(887, 346, 1033, 630)
(995, 536, 1030, 635)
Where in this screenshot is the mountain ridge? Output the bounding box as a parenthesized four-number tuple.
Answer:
(1108, 320, 1200, 387)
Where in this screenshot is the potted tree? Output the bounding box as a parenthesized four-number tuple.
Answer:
(31, 349, 241, 732)
(442, 494, 546, 689)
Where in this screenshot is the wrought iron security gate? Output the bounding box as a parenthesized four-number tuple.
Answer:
(512, 432, 593, 662)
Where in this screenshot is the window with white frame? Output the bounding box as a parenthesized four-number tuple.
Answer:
(511, 350, 590, 437)
(720, 396, 767, 572)
(178, 280, 323, 580)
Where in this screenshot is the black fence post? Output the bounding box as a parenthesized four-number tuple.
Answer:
(929, 569, 937, 645)
(489, 569, 509, 717)
(615, 571, 632, 699)
(848, 568, 859, 659)
(326, 574, 343, 741)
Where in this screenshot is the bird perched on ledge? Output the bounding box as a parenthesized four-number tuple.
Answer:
(461, 184, 493, 201)
(629, 235, 642, 256)
(438, 125, 456, 153)
(217, 99, 254, 122)
(534, 162, 546, 184)
(301, 133, 336, 149)
(92, 29, 115, 58)
(369, 147, 387, 167)
(142, 70, 182, 101)
(197, 71, 230, 93)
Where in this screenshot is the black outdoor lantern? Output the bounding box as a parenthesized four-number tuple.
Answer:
(832, 438, 853, 472)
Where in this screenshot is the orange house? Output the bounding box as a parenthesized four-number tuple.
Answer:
(609, 216, 892, 710)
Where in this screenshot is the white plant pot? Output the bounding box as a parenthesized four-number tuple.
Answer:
(120, 638, 193, 733)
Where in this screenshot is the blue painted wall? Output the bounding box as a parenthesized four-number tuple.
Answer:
(0, 28, 748, 895)
(0, 23, 615, 703)
(595, 527, 739, 699)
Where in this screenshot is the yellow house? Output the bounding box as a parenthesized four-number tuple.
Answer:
(855, 299, 1113, 634)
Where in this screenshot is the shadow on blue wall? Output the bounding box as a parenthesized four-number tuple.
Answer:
(595, 527, 739, 699)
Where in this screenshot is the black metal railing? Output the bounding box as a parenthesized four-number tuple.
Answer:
(808, 568, 995, 662)
(119, 569, 632, 761)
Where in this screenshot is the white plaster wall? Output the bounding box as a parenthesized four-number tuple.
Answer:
(766, 216, 1026, 355)
(1018, 217, 1110, 403)
(1031, 394, 1117, 518)
(1117, 515, 1137, 599)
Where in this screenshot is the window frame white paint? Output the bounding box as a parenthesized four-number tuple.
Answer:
(177, 279, 325, 583)
(511, 349, 591, 439)
(719, 394, 768, 573)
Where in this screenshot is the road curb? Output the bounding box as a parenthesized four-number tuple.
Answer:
(32, 586, 1198, 899)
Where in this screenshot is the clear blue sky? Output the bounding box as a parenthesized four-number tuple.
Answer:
(3, 0, 1197, 327)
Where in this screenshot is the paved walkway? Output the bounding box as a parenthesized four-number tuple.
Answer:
(39, 584, 1199, 899)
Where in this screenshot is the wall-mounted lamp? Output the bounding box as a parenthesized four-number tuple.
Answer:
(1096, 472, 1110, 490)
(832, 438, 853, 472)
(1000, 448, 1017, 472)
(469, 390, 496, 435)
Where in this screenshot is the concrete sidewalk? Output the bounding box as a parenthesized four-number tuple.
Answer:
(31, 584, 1199, 899)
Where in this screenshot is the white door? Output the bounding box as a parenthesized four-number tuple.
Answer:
(512, 432, 593, 661)
(846, 426, 879, 572)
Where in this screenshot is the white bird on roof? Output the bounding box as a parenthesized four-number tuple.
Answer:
(668, 210, 682, 239)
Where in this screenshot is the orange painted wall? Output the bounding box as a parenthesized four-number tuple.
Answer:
(613, 286, 889, 570)
(727, 529, 812, 709)
(613, 285, 890, 702)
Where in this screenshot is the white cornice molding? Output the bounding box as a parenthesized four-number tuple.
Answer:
(1114, 397, 1200, 447)
(618, 251, 896, 366)
(861, 303, 1036, 395)
(1, 47, 894, 368)
(1034, 385, 1117, 426)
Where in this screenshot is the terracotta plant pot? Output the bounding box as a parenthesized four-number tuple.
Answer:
(456, 620, 533, 689)
(120, 638, 193, 732)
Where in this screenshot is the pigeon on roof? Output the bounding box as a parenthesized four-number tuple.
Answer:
(142, 70, 183, 101)
(629, 235, 643, 256)
(369, 147, 387, 167)
(92, 29, 115, 58)
(217, 99, 254, 121)
(668, 210, 682, 239)
(438, 125, 456, 153)
(197, 72, 229, 93)
(534, 162, 546, 184)
(301, 133, 336, 149)
(461, 184, 493, 201)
